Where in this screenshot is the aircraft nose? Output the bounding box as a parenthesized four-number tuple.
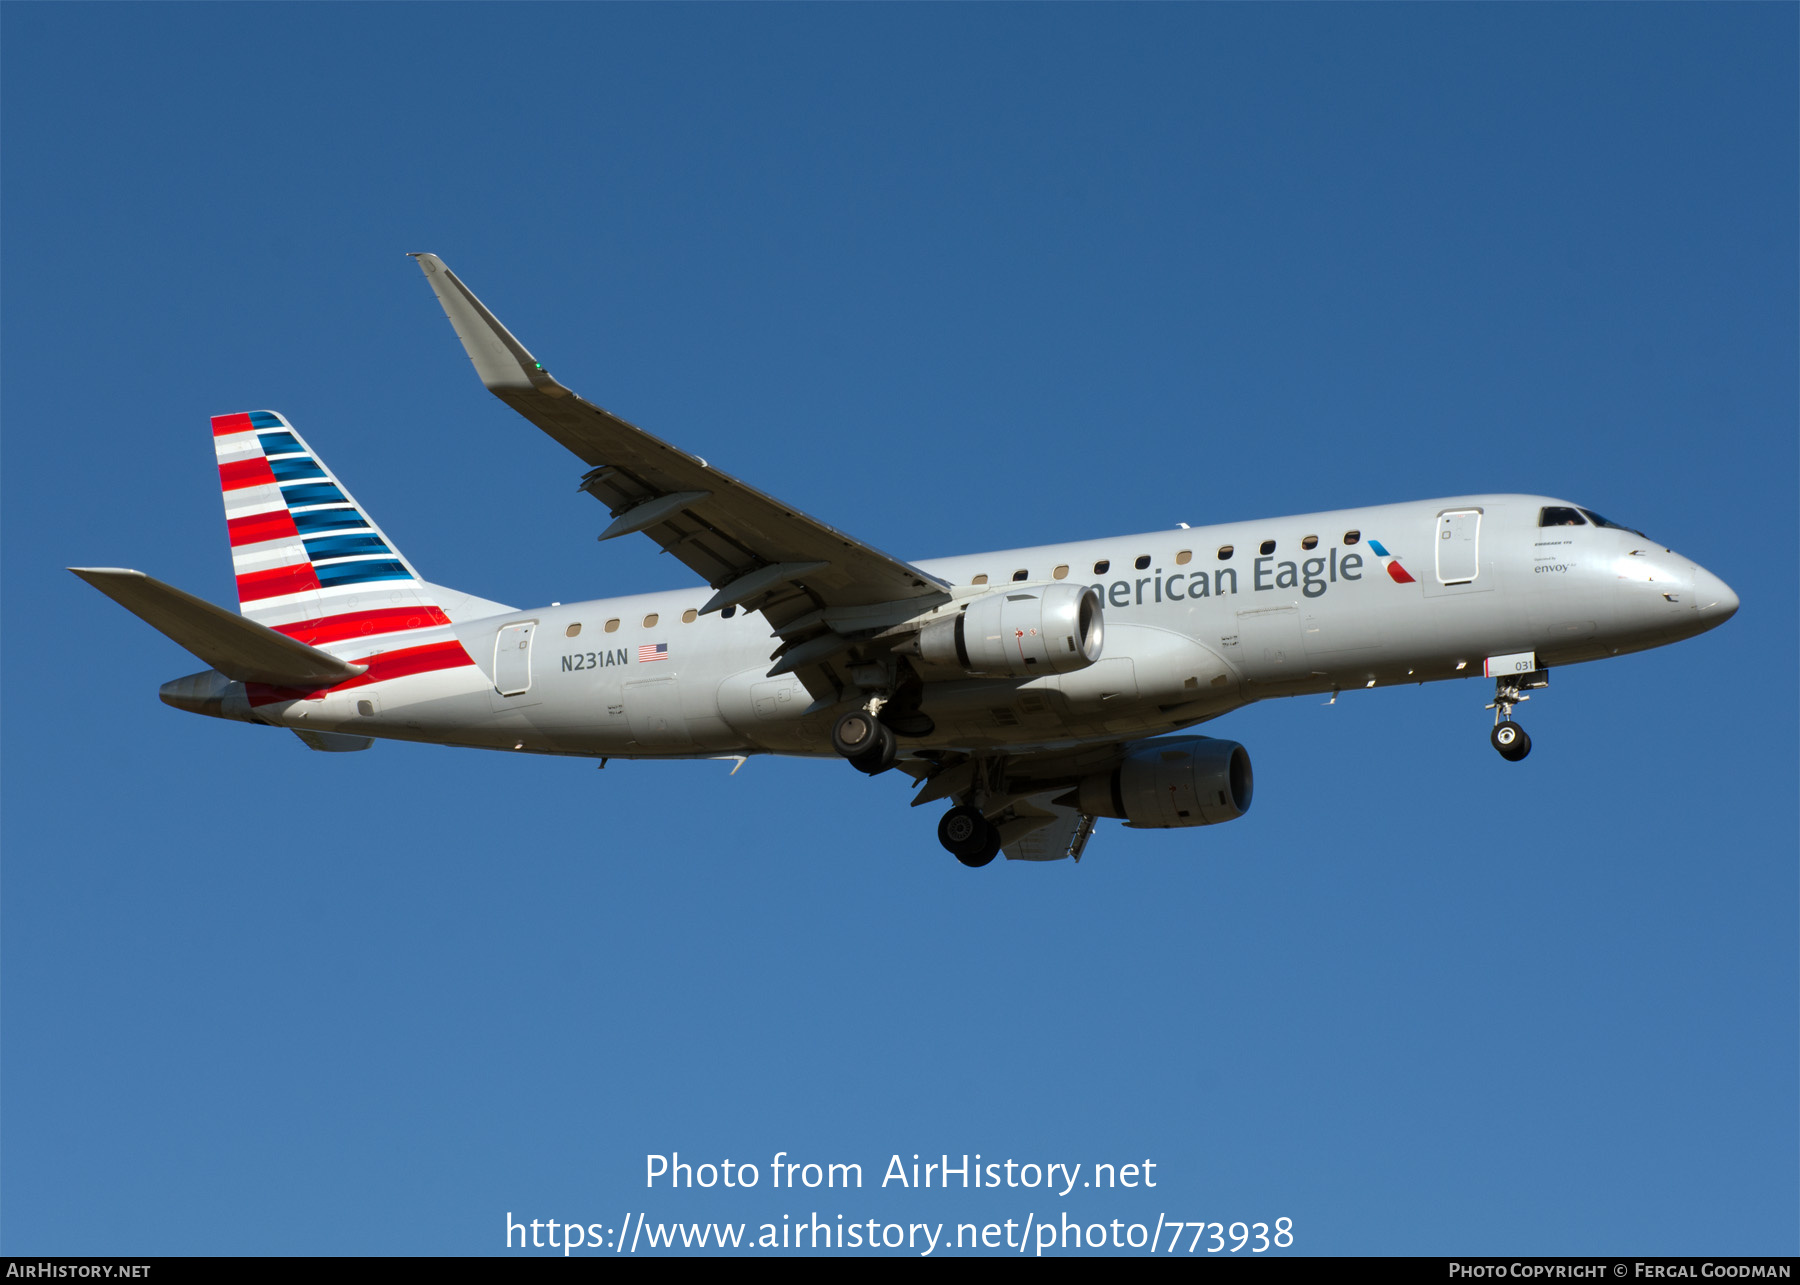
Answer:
(1691, 565, 1739, 627)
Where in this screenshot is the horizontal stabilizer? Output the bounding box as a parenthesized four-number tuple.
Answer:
(70, 567, 367, 687)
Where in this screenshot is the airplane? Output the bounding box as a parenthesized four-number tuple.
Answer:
(72, 253, 1740, 868)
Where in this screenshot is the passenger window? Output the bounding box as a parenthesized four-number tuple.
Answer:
(971, 574, 988, 586)
(1012, 569, 1028, 582)
(1093, 560, 1110, 575)
(1053, 565, 1069, 580)
(681, 608, 697, 623)
(1175, 550, 1192, 565)
(643, 613, 658, 628)
(604, 618, 620, 633)
(566, 622, 582, 638)
(1539, 507, 1587, 527)
(1217, 545, 1234, 560)
(1301, 535, 1318, 550)
(1259, 540, 1276, 555)
(1134, 555, 1150, 570)
(1343, 530, 1360, 545)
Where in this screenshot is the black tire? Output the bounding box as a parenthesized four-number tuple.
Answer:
(1491, 722, 1532, 761)
(849, 721, 898, 775)
(939, 805, 997, 866)
(971, 826, 1002, 867)
(831, 710, 879, 759)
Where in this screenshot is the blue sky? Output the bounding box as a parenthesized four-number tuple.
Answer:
(4, 4, 1794, 1256)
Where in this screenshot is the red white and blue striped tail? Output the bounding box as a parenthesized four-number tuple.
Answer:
(212, 410, 454, 651)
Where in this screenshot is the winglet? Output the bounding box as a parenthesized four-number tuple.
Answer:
(71, 567, 366, 687)
(410, 253, 568, 397)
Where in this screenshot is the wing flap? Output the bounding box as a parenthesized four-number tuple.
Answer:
(997, 792, 1098, 863)
(71, 568, 366, 687)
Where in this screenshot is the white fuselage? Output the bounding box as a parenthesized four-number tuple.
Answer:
(233, 493, 1734, 762)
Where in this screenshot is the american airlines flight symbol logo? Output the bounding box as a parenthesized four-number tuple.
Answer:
(1366, 540, 1415, 584)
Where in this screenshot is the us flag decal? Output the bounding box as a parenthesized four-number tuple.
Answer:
(638, 642, 668, 663)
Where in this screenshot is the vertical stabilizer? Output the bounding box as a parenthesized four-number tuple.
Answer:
(211, 411, 470, 671)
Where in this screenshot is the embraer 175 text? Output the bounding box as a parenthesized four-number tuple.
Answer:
(75, 255, 1740, 867)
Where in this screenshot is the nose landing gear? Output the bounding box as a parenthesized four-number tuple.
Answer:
(1485, 669, 1548, 761)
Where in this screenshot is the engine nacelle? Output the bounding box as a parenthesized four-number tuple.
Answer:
(1072, 736, 1253, 829)
(912, 583, 1104, 678)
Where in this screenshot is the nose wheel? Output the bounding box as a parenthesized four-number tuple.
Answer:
(938, 805, 1000, 867)
(1490, 721, 1531, 761)
(1485, 669, 1547, 762)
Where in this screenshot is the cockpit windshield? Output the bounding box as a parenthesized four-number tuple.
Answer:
(1578, 509, 1650, 539)
(1539, 506, 1586, 527)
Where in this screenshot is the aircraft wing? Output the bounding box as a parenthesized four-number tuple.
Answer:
(412, 254, 951, 639)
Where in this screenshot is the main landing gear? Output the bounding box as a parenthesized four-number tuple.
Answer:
(831, 698, 1001, 867)
(937, 804, 1000, 868)
(1485, 669, 1548, 762)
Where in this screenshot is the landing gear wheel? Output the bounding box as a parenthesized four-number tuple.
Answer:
(832, 709, 898, 774)
(939, 805, 999, 867)
(1491, 721, 1531, 761)
(851, 726, 897, 775)
(832, 710, 879, 758)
